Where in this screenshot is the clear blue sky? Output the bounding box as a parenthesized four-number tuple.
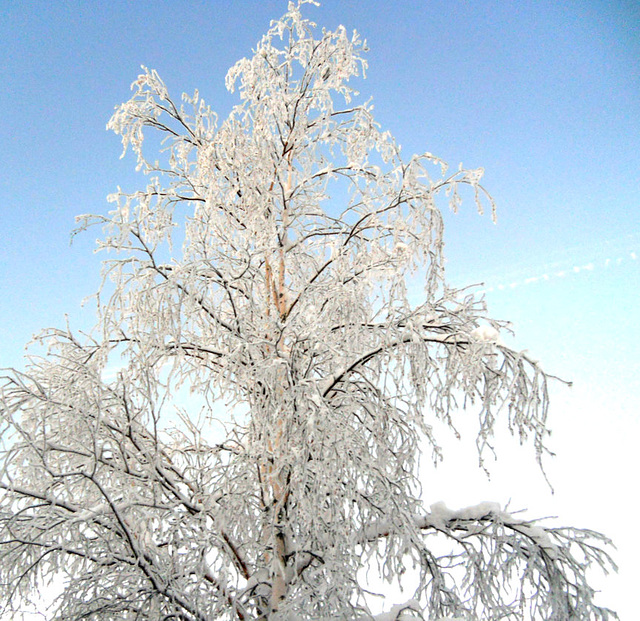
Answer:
(1, 0, 638, 615)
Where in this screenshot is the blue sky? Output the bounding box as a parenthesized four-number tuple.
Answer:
(1, 0, 638, 615)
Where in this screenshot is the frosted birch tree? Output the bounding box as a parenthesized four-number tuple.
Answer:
(0, 2, 616, 619)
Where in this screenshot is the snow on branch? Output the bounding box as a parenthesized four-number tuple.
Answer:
(361, 501, 617, 620)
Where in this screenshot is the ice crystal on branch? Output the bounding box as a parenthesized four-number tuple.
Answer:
(1, 1, 616, 619)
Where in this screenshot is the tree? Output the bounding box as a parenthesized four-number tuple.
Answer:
(0, 2, 616, 619)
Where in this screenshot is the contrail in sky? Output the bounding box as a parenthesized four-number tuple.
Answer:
(477, 235, 638, 295)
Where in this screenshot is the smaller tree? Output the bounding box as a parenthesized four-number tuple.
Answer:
(0, 2, 616, 619)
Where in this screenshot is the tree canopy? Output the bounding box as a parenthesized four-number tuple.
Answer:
(0, 2, 616, 619)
